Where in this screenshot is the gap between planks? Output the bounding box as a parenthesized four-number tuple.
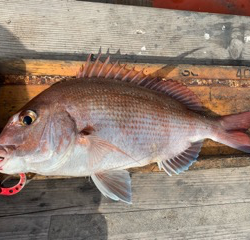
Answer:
(2, 167, 250, 217)
(2, 168, 250, 239)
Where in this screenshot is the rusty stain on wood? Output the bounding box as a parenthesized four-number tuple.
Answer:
(2, 59, 250, 80)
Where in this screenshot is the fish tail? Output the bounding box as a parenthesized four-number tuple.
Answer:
(214, 111, 250, 153)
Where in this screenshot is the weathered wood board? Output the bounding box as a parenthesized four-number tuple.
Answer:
(1, 0, 250, 63)
(1, 1, 250, 239)
(2, 168, 250, 239)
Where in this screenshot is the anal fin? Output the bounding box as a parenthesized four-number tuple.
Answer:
(91, 170, 132, 204)
(161, 140, 203, 176)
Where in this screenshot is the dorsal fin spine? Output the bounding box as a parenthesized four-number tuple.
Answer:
(168, 87, 181, 95)
(77, 54, 203, 111)
(151, 81, 162, 90)
(97, 56, 110, 77)
(82, 54, 91, 77)
(115, 65, 126, 79)
(137, 75, 148, 85)
(156, 82, 166, 91)
(105, 61, 119, 78)
(89, 54, 101, 77)
(145, 78, 157, 88)
(121, 68, 134, 81)
(131, 69, 143, 82)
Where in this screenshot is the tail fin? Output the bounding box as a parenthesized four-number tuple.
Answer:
(216, 112, 250, 153)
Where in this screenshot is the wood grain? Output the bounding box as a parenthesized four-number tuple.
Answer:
(49, 211, 250, 239)
(1, 0, 250, 62)
(0, 216, 50, 240)
(2, 59, 250, 80)
(1, 2, 250, 239)
(2, 167, 250, 216)
(2, 168, 250, 239)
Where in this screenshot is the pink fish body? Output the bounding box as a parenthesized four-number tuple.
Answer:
(1, 55, 250, 203)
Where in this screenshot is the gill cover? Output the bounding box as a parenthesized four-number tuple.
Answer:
(26, 111, 77, 172)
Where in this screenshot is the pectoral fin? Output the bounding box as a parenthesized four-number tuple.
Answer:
(79, 129, 135, 169)
(91, 170, 132, 204)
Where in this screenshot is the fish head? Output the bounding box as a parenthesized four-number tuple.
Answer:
(0, 99, 77, 174)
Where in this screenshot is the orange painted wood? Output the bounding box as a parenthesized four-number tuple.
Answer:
(153, 0, 250, 16)
(1, 59, 250, 80)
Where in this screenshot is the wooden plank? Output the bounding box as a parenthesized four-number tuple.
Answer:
(106, 223, 250, 240)
(0, 85, 49, 128)
(0, 216, 50, 240)
(1, 168, 250, 239)
(2, 167, 250, 216)
(2, 59, 250, 80)
(49, 214, 108, 240)
(49, 209, 250, 240)
(1, 1, 250, 62)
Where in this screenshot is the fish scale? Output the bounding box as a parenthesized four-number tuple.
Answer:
(0, 55, 250, 204)
(55, 79, 206, 162)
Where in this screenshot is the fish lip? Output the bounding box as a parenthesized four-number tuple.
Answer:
(0, 145, 17, 169)
(0, 156, 5, 170)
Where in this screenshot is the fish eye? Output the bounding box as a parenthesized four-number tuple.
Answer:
(19, 110, 37, 126)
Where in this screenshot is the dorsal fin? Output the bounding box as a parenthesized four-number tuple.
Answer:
(77, 54, 203, 111)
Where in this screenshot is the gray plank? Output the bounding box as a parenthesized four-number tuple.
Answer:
(1, 167, 250, 239)
(49, 205, 250, 240)
(0, 216, 50, 240)
(1, 166, 250, 217)
(0, 177, 103, 217)
(49, 214, 108, 240)
(1, 1, 250, 64)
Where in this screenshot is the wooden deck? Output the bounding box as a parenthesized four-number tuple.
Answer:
(2, 167, 250, 239)
(1, 1, 250, 239)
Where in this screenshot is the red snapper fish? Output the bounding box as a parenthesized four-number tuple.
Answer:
(0, 55, 250, 203)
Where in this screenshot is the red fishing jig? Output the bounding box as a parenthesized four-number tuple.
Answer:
(0, 173, 26, 196)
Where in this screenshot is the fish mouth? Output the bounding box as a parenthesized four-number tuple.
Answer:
(0, 145, 16, 170)
(0, 155, 7, 170)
